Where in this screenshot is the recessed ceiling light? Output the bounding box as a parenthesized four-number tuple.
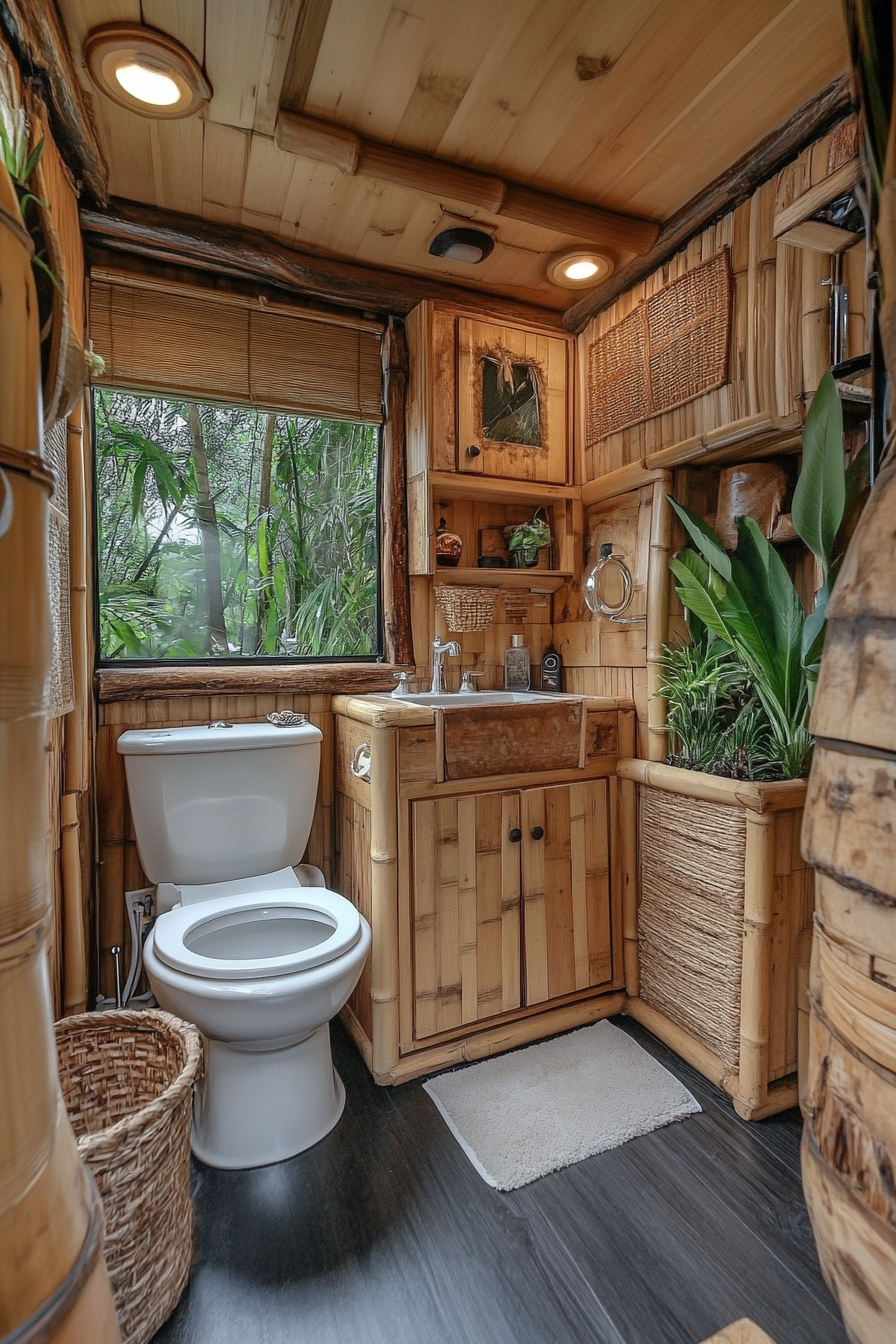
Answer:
(429, 227, 495, 265)
(547, 250, 614, 288)
(114, 62, 181, 107)
(85, 24, 212, 119)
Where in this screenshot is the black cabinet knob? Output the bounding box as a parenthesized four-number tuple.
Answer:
(530, 826, 545, 841)
(509, 828, 522, 843)
(467, 445, 481, 457)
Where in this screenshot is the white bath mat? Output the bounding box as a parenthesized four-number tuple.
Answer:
(423, 1020, 701, 1191)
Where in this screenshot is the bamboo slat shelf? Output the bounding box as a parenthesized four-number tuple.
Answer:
(428, 471, 578, 504)
(434, 568, 572, 590)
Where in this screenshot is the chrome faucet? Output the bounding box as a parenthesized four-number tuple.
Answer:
(430, 638, 461, 693)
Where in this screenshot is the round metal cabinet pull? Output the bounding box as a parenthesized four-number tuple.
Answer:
(466, 445, 481, 457)
(530, 826, 545, 841)
(350, 742, 372, 781)
(508, 828, 522, 843)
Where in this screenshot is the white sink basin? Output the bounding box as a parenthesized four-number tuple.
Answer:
(392, 691, 567, 706)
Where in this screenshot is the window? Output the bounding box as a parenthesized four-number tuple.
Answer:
(95, 390, 380, 660)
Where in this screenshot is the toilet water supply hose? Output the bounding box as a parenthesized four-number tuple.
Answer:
(99, 888, 156, 1010)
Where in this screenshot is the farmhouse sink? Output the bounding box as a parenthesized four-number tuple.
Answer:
(394, 690, 567, 706)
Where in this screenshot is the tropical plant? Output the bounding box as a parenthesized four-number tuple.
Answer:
(666, 371, 857, 780)
(0, 111, 60, 297)
(506, 511, 551, 565)
(658, 627, 776, 780)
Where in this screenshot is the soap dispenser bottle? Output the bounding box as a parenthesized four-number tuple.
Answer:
(504, 634, 530, 690)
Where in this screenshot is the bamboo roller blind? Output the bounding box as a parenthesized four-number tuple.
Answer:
(89, 277, 384, 422)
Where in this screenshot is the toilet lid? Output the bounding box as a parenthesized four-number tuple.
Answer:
(151, 888, 362, 980)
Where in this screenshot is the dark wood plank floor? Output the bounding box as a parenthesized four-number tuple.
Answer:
(152, 1016, 846, 1344)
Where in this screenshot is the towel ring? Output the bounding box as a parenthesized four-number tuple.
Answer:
(583, 544, 646, 624)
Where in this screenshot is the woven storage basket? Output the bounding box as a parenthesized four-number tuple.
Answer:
(435, 584, 497, 632)
(55, 1009, 202, 1344)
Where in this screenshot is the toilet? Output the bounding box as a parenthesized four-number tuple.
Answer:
(117, 719, 371, 1170)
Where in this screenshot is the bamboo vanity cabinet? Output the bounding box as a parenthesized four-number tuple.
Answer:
(332, 696, 629, 1084)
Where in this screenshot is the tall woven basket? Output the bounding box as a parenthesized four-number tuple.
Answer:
(55, 1009, 202, 1344)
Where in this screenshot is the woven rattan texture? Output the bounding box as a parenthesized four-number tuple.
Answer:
(55, 1010, 202, 1344)
(435, 584, 498, 632)
(587, 251, 731, 443)
(637, 787, 746, 1070)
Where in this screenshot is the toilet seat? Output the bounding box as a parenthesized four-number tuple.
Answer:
(152, 888, 362, 981)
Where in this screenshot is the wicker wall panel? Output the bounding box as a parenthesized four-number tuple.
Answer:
(587, 251, 731, 443)
(638, 785, 746, 1069)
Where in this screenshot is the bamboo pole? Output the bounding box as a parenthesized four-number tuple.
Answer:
(738, 812, 775, 1117)
(617, 710, 640, 997)
(646, 475, 673, 762)
(0, 161, 120, 1341)
(60, 792, 86, 1016)
(63, 404, 89, 796)
(369, 726, 400, 1076)
(625, 996, 739, 1099)
(616, 757, 808, 813)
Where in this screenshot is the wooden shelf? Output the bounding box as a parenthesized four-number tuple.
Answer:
(434, 567, 571, 591)
(429, 471, 577, 504)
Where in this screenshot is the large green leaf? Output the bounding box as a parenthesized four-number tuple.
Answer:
(669, 551, 733, 644)
(666, 496, 732, 578)
(792, 371, 845, 581)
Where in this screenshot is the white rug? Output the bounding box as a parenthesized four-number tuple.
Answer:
(423, 1020, 701, 1191)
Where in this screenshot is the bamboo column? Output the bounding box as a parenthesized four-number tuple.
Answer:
(0, 163, 119, 1340)
(618, 708, 640, 996)
(369, 725, 400, 1077)
(737, 812, 774, 1118)
(646, 474, 673, 761)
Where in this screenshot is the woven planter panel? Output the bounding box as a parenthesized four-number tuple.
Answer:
(638, 786, 746, 1070)
(56, 1010, 202, 1344)
(587, 251, 731, 443)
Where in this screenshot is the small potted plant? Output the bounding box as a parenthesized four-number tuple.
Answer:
(504, 509, 551, 568)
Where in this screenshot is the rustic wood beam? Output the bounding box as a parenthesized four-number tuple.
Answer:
(280, 0, 333, 114)
(275, 111, 660, 257)
(1, 0, 108, 203)
(380, 320, 414, 669)
(95, 663, 405, 703)
(79, 197, 564, 323)
(562, 74, 855, 333)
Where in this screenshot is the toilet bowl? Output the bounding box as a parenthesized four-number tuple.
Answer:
(144, 882, 370, 1168)
(117, 721, 371, 1170)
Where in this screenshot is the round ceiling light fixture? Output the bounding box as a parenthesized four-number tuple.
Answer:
(547, 250, 614, 288)
(429, 227, 495, 265)
(85, 24, 212, 119)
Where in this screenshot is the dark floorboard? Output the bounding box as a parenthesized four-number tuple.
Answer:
(152, 1015, 846, 1344)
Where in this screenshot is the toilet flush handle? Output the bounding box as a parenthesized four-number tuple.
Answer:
(350, 742, 372, 782)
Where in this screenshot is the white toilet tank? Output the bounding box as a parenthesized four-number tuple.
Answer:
(117, 721, 324, 886)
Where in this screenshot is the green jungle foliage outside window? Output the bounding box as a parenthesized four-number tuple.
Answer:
(95, 391, 380, 660)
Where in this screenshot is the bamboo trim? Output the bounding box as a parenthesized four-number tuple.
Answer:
(60, 793, 86, 1016)
(369, 726, 400, 1076)
(617, 710, 639, 997)
(616, 758, 808, 812)
(624, 996, 739, 1097)
(646, 476, 673, 762)
(581, 463, 668, 506)
(64, 405, 89, 796)
(0, 443, 56, 492)
(738, 813, 775, 1114)
(372, 992, 627, 1085)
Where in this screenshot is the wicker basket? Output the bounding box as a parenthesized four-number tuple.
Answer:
(435, 584, 497, 631)
(55, 1009, 202, 1344)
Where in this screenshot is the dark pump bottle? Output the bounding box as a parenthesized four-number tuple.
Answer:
(540, 646, 562, 692)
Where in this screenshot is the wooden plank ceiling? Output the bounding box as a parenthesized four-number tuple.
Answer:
(59, 0, 848, 310)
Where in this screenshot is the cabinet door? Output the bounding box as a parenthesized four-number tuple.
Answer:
(521, 781, 612, 1005)
(412, 791, 521, 1040)
(456, 318, 569, 483)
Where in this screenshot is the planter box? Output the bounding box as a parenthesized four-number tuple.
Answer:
(616, 759, 813, 1120)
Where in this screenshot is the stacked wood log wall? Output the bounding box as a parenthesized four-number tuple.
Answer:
(557, 119, 868, 753)
(800, 453, 896, 1342)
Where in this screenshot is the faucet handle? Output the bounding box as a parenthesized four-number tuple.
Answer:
(391, 671, 414, 697)
(459, 671, 484, 694)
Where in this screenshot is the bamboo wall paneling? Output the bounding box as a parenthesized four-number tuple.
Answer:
(0, 151, 119, 1340)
